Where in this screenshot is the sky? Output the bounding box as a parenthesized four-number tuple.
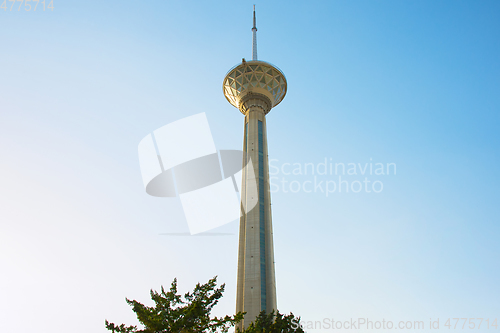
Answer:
(1, 1, 499, 332)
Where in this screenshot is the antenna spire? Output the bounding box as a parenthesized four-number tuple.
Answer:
(252, 5, 257, 60)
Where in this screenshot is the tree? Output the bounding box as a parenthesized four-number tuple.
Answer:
(105, 276, 304, 333)
(105, 276, 243, 333)
(240, 310, 305, 333)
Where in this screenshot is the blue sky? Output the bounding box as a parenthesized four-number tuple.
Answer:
(1, 1, 499, 332)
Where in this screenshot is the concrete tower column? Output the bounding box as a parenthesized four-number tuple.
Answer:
(235, 93, 277, 329)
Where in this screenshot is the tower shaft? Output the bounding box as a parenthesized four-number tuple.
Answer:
(236, 96, 277, 330)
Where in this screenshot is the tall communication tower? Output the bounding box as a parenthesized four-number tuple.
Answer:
(222, 6, 287, 329)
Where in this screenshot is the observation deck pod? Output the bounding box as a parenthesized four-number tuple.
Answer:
(223, 60, 287, 115)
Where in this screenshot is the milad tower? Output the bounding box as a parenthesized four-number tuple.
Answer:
(222, 6, 287, 330)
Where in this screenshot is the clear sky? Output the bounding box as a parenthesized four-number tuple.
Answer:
(1, 1, 499, 332)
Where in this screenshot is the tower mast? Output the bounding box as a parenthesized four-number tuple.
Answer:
(222, 6, 287, 330)
(252, 5, 258, 60)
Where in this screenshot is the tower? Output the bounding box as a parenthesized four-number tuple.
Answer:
(222, 6, 287, 329)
